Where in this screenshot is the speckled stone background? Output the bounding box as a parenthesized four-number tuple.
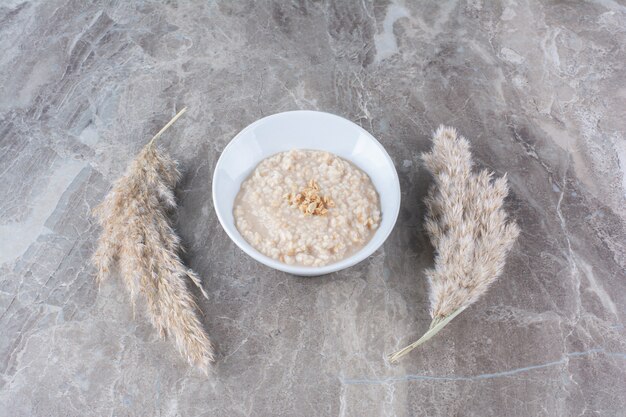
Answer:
(1, 1, 625, 416)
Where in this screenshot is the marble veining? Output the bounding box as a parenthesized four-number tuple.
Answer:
(1, 1, 625, 416)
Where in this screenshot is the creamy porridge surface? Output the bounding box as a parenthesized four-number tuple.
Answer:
(233, 149, 381, 267)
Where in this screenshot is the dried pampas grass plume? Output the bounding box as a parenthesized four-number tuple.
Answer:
(388, 126, 520, 363)
(92, 108, 215, 371)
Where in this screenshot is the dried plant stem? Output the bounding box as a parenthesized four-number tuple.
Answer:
(388, 306, 466, 363)
(149, 107, 187, 146)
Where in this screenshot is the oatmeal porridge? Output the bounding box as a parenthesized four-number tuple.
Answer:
(233, 149, 381, 267)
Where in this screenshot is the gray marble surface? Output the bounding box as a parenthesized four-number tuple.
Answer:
(1, 1, 625, 416)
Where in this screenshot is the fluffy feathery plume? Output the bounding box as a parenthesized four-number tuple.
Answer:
(92, 108, 215, 370)
(389, 126, 519, 363)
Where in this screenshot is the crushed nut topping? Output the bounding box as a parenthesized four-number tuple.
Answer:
(284, 179, 335, 216)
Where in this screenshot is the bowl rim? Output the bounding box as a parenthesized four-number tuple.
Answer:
(212, 110, 401, 276)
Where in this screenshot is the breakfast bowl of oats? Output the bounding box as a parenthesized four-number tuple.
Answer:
(212, 111, 400, 276)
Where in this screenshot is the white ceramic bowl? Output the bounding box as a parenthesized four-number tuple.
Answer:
(212, 110, 401, 276)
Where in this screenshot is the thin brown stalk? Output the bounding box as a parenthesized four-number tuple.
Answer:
(389, 126, 519, 363)
(92, 108, 215, 371)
